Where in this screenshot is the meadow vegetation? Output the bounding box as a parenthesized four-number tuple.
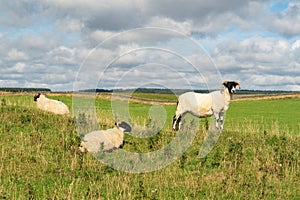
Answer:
(0, 92, 299, 199)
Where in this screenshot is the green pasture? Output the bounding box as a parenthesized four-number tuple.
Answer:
(227, 98, 300, 135)
(0, 93, 299, 199)
(118, 92, 178, 101)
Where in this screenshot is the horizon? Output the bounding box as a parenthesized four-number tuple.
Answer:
(1, 87, 299, 93)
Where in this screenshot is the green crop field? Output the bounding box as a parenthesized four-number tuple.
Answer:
(0, 93, 299, 199)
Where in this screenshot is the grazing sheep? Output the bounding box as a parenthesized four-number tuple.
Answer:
(34, 93, 70, 115)
(172, 81, 240, 130)
(79, 122, 131, 153)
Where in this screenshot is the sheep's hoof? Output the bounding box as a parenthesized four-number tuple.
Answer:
(214, 126, 223, 131)
(172, 125, 179, 131)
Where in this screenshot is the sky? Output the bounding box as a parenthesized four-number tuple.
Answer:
(0, 0, 300, 91)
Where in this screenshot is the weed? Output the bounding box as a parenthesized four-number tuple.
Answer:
(179, 153, 187, 169)
(1, 98, 6, 106)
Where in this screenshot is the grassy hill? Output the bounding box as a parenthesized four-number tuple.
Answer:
(0, 94, 299, 199)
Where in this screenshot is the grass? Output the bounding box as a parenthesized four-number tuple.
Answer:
(130, 92, 177, 101)
(0, 93, 299, 199)
(227, 98, 300, 135)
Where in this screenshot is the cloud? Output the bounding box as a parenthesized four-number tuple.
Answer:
(44, 0, 145, 31)
(274, 2, 300, 37)
(0, 0, 299, 91)
(292, 40, 300, 50)
(212, 35, 300, 90)
(142, 0, 248, 20)
(43, 0, 255, 35)
(46, 46, 77, 65)
(0, 62, 26, 74)
(146, 17, 193, 35)
(0, 0, 44, 27)
(54, 18, 84, 32)
(7, 49, 29, 61)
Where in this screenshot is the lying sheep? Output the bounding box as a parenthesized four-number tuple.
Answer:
(79, 122, 131, 153)
(172, 81, 240, 130)
(33, 93, 70, 115)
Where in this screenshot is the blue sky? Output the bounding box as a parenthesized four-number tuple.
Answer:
(0, 0, 299, 91)
(269, 1, 289, 12)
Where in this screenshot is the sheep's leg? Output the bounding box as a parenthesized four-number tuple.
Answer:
(172, 115, 177, 130)
(219, 112, 224, 130)
(172, 114, 181, 131)
(178, 115, 183, 130)
(214, 112, 220, 130)
(173, 101, 187, 130)
(173, 112, 185, 131)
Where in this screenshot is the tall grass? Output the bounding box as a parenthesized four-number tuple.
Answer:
(0, 94, 299, 199)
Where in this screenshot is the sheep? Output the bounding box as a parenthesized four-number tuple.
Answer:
(79, 121, 131, 153)
(172, 81, 240, 131)
(33, 93, 70, 115)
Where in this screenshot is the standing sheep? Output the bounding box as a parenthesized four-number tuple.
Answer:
(79, 122, 131, 153)
(34, 93, 70, 115)
(172, 81, 240, 130)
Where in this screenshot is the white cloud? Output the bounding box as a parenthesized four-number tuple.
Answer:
(263, 2, 300, 37)
(292, 40, 300, 50)
(89, 30, 116, 43)
(212, 35, 300, 90)
(146, 17, 193, 35)
(14, 62, 26, 73)
(0, 0, 43, 27)
(46, 46, 77, 65)
(7, 49, 29, 61)
(54, 18, 84, 32)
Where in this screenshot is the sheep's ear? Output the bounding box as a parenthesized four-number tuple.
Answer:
(234, 81, 240, 89)
(222, 81, 228, 87)
(33, 93, 40, 101)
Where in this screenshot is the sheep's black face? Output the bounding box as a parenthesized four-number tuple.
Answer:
(117, 121, 132, 132)
(33, 93, 41, 101)
(223, 81, 240, 94)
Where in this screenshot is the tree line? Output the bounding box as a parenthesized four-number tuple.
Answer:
(0, 88, 51, 92)
(92, 88, 296, 95)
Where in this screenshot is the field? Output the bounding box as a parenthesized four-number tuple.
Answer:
(0, 92, 299, 199)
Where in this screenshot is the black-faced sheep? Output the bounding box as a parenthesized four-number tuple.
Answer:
(79, 122, 131, 153)
(172, 81, 240, 130)
(33, 93, 70, 115)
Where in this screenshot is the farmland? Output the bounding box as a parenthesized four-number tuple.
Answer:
(0, 92, 300, 199)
